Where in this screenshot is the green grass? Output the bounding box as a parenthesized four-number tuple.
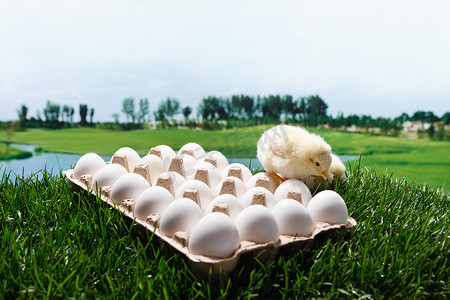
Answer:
(8, 127, 267, 157)
(1, 164, 448, 298)
(0, 144, 32, 161)
(313, 130, 450, 191)
(7, 127, 450, 191)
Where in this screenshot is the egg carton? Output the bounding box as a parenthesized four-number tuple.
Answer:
(62, 144, 356, 278)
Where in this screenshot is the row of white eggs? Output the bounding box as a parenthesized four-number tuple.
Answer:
(72, 143, 348, 258)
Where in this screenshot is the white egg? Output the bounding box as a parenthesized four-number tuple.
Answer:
(246, 172, 279, 194)
(153, 171, 186, 194)
(240, 187, 278, 210)
(159, 198, 203, 237)
(73, 153, 106, 180)
(188, 212, 240, 258)
(307, 190, 348, 225)
(134, 186, 174, 220)
(178, 142, 205, 159)
(214, 177, 248, 198)
(272, 199, 315, 236)
(112, 147, 141, 172)
(274, 179, 312, 207)
(153, 144, 177, 159)
(92, 164, 128, 190)
(165, 153, 197, 176)
(221, 163, 253, 183)
(110, 173, 150, 205)
(186, 162, 222, 189)
(204, 194, 243, 220)
(235, 205, 279, 244)
(198, 150, 229, 172)
(175, 180, 213, 210)
(150, 145, 176, 167)
(136, 154, 165, 182)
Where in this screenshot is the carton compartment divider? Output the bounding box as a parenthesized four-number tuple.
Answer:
(63, 169, 356, 279)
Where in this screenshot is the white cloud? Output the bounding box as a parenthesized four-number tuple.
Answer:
(0, 0, 449, 121)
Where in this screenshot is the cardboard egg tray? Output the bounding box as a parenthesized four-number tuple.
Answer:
(63, 168, 356, 278)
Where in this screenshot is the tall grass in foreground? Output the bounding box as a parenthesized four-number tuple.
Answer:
(0, 165, 448, 299)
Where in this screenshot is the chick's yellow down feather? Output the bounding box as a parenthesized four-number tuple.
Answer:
(304, 153, 346, 192)
(257, 124, 332, 180)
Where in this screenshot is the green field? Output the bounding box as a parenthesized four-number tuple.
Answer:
(1, 127, 449, 298)
(8, 126, 450, 191)
(1, 164, 448, 298)
(0, 143, 32, 160)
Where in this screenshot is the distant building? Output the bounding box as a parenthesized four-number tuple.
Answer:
(423, 122, 443, 130)
(402, 121, 423, 131)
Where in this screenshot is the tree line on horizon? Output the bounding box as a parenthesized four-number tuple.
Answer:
(7, 95, 450, 139)
(15, 101, 95, 129)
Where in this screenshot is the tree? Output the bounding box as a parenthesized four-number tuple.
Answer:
(216, 99, 228, 120)
(79, 104, 88, 126)
(112, 113, 120, 124)
(281, 95, 294, 121)
(122, 98, 135, 123)
(359, 115, 374, 131)
(411, 111, 439, 123)
(304, 95, 328, 125)
(436, 126, 445, 141)
(198, 97, 211, 120)
(89, 108, 95, 124)
(254, 96, 263, 120)
(426, 124, 435, 139)
(425, 111, 439, 123)
(230, 95, 243, 119)
(411, 111, 426, 123)
(261, 95, 282, 122)
(3, 122, 19, 154)
(137, 98, 149, 123)
(440, 112, 450, 125)
(223, 98, 233, 119)
(43, 101, 61, 123)
(395, 113, 409, 124)
(182, 106, 192, 120)
(62, 105, 70, 123)
(198, 96, 225, 120)
(62, 105, 74, 125)
(298, 98, 307, 121)
(36, 110, 43, 125)
(157, 97, 180, 121)
(306, 95, 328, 118)
(346, 115, 360, 127)
(241, 95, 254, 119)
(69, 107, 75, 124)
(17, 104, 28, 127)
(154, 110, 165, 122)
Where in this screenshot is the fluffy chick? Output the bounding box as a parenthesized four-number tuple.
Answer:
(257, 124, 332, 183)
(304, 153, 346, 192)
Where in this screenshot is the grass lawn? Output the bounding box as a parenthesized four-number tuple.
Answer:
(1, 164, 448, 298)
(0, 143, 32, 160)
(314, 130, 450, 192)
(8, 126, 450, 191)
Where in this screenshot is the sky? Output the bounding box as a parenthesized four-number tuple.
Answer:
(0, 0, 449, 122)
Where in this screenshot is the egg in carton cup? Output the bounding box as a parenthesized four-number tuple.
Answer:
(64, 144, 356, 278)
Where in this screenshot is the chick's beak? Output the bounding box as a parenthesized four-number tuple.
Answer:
(318, 170, 328, 180)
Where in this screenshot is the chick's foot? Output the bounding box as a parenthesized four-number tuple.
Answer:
(268, 172, 286, 185)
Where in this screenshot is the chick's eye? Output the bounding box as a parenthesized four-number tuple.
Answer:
(315, 162, 320, 167)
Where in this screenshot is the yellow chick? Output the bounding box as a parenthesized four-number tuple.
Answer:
(257, 124, 332, 183)
(329, 153, 346, 180)
(304, 153, 346, 192)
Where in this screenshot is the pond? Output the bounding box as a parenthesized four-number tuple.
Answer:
(0, 144, 358, 178)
